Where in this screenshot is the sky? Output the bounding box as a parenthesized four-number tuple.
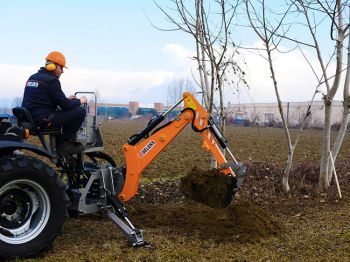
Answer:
(0, 0, 345, 108)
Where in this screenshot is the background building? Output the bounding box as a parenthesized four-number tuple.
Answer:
(91, 101, 166, 119)
(89, 98, 345, 128)
(227, 101, 344, 127)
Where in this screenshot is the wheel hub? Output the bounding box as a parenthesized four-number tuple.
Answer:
(0, 189, 31, 229)
(3, 200, 17, 215)
(0, 179, 50, 244)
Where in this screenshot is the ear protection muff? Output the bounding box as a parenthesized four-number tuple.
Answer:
(45, 62, 56, 71)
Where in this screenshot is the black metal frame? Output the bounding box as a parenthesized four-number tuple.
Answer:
(12, 107, 61, 154)
(1, 102, 149, 248)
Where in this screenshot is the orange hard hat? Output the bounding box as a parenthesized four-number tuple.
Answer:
(45, 51, 67, 68)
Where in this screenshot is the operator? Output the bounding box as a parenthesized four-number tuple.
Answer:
(22, 51, 87, 154)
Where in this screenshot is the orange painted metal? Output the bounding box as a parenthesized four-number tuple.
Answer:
(118, 92, 235, 202)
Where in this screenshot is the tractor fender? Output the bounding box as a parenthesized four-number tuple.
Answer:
(0, 140, 54, 159)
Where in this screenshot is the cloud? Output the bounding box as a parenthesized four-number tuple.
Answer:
(159, 42, 340, 104)
(62, 68, 175, 103)
(0, 42, 344, 107)
(0, 64, 176, 104)
(0, 64, 38, 99)
(161, 43, 196, 72)
(161, 43, 193, 60)
(231, 42, 341, 103)
(0, 44, 197, 105)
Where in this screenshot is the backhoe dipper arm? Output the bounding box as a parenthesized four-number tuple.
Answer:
(119, 92, 235, 202)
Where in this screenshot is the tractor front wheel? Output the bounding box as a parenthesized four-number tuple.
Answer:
(0, 156, 69, 259)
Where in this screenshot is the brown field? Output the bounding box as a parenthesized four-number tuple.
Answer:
(25, 121, 350, 261)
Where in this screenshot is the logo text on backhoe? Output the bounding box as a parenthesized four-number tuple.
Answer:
(138, 140, 156, 158)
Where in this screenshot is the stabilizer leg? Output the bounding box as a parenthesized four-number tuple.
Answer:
(106, 208, 146, 247)
(105, 194, 151, 248)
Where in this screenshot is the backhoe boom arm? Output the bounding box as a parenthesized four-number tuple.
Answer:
(119, 92, 236, 202)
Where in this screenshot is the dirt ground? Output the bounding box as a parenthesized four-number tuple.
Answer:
(23, 121, 350, 261)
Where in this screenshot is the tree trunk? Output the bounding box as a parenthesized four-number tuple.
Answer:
(319, 102, 332, 191)
(328, 28, 350, 183)
(328, 106, 350, 182)
(283, 149, 294, 193)
(195, 2, 209, 109)
(267, 48, 293, 193)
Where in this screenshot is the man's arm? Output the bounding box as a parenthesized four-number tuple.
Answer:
(48, 80, 81, 110)
(68, 95, 87, 104)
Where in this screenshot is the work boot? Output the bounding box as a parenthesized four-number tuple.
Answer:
(56, 141, 84, 155)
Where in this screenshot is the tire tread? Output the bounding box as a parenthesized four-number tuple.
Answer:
(0, 156, 69, 260)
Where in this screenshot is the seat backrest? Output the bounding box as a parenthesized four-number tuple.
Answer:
(0, 121, 11, 135)
(12, 107, 37, 134)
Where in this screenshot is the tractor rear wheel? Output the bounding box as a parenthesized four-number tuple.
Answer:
(0, 156, 69, 259)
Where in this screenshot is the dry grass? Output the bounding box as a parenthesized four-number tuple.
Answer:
(20, 121, 350, 261)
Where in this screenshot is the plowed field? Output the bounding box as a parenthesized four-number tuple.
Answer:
(26, 121, 350, 261)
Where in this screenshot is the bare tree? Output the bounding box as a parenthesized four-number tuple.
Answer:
(245, 0, 350, 194)
(291, 0, 350, 192)
(167, 78, 195, 105)
(326, 3, 350, 185)
(245, 0, 318, 194)
(153, 0, 248, 168)
(153, 0, 247, 126)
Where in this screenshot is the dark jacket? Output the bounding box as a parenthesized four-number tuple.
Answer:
(22, 67, 81, 124)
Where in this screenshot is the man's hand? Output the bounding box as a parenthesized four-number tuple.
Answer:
(68, 95, 76, 100)
(80, 96, 87, 104)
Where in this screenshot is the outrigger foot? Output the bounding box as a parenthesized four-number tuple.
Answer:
(106, 195, 151, 248)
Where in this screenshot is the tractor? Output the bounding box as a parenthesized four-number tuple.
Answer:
(0, 92, 245, 259)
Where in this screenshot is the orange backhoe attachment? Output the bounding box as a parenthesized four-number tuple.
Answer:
(119, 92, 237, 202)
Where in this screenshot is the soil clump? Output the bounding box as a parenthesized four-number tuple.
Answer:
(179, 167, 234, 208)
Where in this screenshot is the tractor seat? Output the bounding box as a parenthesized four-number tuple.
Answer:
(12, 107, 61, 136)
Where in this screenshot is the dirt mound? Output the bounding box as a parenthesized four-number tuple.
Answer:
(131, 200, 284, 243)
(179, 167, 234, 208)
(129, 160, 350, 208)
(226, 201, 284, 240)
(239, 160, 350, 201)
